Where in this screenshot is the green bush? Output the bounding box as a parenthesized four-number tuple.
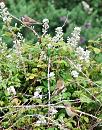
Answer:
(0, 0, 101, 45)
(0, 2, 102, 129)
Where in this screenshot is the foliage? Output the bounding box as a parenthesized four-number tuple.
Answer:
(0, 0, 102, 44)
(0, 1, 102, 130)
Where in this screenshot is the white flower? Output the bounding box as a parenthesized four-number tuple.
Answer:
(55, 27, 63, 34)
(17, 32, 24, 41)
(7, 86, 16, 95)
(82, 1, 90, 11)
(36, 120, 41, 126)
(36, 117, 46, 125)
(71, 70, 79, 78)
(76, 46, 90, 62)
(6, 54, 12, 58)
(2, 7, 8, 14)
(0, 2, 5, 9)
(67, 27, 81, 48)
(76, 46, 84, 59)
(36, 87, 42, 92)
(2, 16, 7, 21)
(48, 43, 52, 49)
(43, 18, 49, 23)
(42, 18, 49, 34)
(49, 107, 58, 115)
(76, 64, 82, 72)
(34, 91, 39, 97)
(33, 88, 42, 99)
(84, 50, 90, 61)
(52, 27, 63, 42)
(82, 1, 93, 14)
(39, 95, 42, 99)
(0, 4, 12, 24)
(49, 72, 55, 77)
(40, 51, 46, 60)
(15, 23, 17, 27)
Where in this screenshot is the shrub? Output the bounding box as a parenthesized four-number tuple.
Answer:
(0, 2, 102, 130)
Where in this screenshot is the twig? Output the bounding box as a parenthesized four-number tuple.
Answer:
(55, 99, 81, 105)
(76, 110, 102, 121)
(1, 104, 101, 120)
(66, 57, 102, 89)
(66, 57, 102, 105)
(48, 58, 51, 105)
(89, 122, 101, 130)
(62, 12, 69, 28)
(1, 104, 102, 129)
(76, 82, 101, 104)
(47, 57, 51, 124)
(0, 104, 65, 110)
(9, 14, 40, 38)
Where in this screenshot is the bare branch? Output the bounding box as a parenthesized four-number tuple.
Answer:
(9, 14, 40, 38)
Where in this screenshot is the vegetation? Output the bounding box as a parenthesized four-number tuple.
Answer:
(0, 0, 102, 130)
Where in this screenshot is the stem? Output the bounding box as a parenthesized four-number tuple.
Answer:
(9, 14, 40, 39)
(77, 82, 101, 104)
(48, 57, 51, 105)
(76, 110, 101, 121)
(66, 57, 102, 105)
(48, 57, 51, 123)
(1, 105, 101, 121)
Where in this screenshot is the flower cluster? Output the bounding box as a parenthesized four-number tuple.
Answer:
(49, 107, 58, 115)
(76, 64, 82, 72)
(67, 27, 81, 48)
(76, 46, 90, 62)
(68, 27, 90, 78)
(36, 116, 46, 126)
(13, 32, 25, 56)
(0, 2, 12, 24)
(52, 27, 63, 42)
(0, 39, 7, 54)
(71, 70, 79, 78)
(40, 51, 47, 61)
(7, 86, 16, 95)
(71, 63, 82, 78)
(42, 18, 49, 35)
(82, 1, 93, 14)
(48, 43, 53, 49)
(49, 72, 55, 78)
(33, 87, 42, 99)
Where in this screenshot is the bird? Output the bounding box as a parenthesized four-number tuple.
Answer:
(21, 15, 42, 26)
(52, 79, 65, 96)
(64, 103, 78, 117)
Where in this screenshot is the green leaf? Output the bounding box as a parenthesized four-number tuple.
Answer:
(29, 73, 37, 79)
(66, 122, 72, 128)
(47, 128, 55, 130)
(83, 117, 89, 123)
(80, 94, 92, 103)
(94, 80, 102, 85)
(93, 47, 101, 54)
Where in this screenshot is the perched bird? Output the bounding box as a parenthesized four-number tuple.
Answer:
(52, 79, 65, 96)
(21, 15, 42, 26)
(64, 103, 78, 117)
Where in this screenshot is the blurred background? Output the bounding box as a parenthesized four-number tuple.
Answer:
(0, 0, 102, 46)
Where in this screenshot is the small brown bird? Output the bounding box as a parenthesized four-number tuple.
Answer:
(64, 103, 78, 117)
(52, 79, 65, 96)
(21, 15, 42, 26)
